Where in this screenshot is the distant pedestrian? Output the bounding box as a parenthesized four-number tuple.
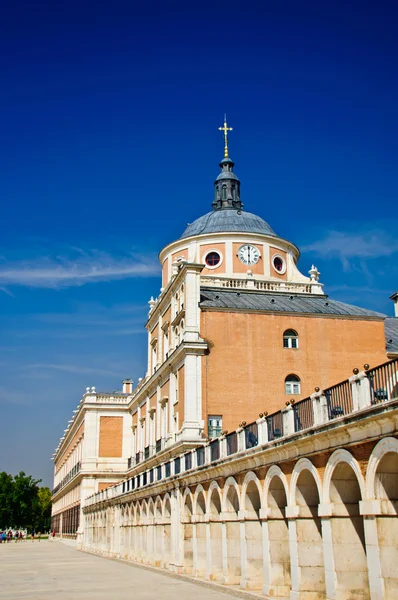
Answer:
(37, 531, 41, 542)
(1, 532, 6, 543)
(19, 531, 23, 542)
(31, 531, 35, 542)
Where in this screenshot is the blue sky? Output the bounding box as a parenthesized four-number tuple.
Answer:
(1, 0, 397, 486)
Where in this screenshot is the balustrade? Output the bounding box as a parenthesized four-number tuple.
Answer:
(84, 359, 398, 509)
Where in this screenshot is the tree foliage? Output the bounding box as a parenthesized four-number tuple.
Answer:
(0, 471, 52, 531)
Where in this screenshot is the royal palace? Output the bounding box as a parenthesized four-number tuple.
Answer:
(52, 119, 398, 599)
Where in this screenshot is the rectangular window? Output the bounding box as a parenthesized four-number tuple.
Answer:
(283, 337, 289, 348)
(208, 415, 222, 439)
(291, 338, 298, 349)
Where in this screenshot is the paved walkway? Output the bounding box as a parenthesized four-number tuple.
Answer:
(0, 540, 237, 599)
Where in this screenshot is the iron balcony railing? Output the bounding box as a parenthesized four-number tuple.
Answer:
(85, 359, 398, 508)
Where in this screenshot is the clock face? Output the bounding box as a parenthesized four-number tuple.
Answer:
(238, 244, 260, 265)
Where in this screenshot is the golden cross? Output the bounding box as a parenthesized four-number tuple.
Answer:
(218, 114, 233, 158)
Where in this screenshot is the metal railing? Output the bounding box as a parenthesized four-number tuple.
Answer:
(226, 431, 238, 455)
(293, 396, 315, 431)
(267, 412, 283, 441)
(210, 439, 220, 462)
(245, 422, 258, 449)
(52, 462, 81, 496)
(84, 359, 398, 509)
(196, 446, 205, 467)
(367, 360, 398, 404)
(325, 379, 353, 419)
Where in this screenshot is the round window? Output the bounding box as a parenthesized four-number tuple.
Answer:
(272, 255, 286, 274)
(205, 251, 221, 267)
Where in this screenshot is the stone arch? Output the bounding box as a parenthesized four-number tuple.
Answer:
(366, 437, 398, 500)
(263, 465, 291, 597)
(323, 448, 366, 503)
(153, 496, 161, 517)
(324, 449, 369, 599)
(290, 459, 325, 597)
(289, 458, 322, 506)
(163, 494, 171, 519)
(241, 471, 262, 517)
(263, 465, 290, 509)
(366, 437, 398, 599)
(222, 476, 240, 514)
(193, 484, 207, 516)
(207, 481, 222, 516)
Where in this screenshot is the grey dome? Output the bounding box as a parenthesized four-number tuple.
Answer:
(180, 209, 278, 239)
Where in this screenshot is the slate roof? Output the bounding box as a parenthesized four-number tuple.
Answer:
(199, 288, 386, 319)
(180, 209, 277, 239)
(386, 318, 398, 354)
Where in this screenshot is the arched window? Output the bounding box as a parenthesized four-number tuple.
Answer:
(283, 329, 299, 349)
(285, 374, 301, 395)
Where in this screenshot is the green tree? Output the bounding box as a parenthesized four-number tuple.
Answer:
(0, 472, 14, 529)
(36, 487, 52, 532)
(11, 472, 41, 530)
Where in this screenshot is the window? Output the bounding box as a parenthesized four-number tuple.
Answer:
(272, 254, 286, 274)
(205, 252, 221, 267)
(208, 415, 222, 439)
(283, 329, 299, 349)
(285, 374, 301, 395)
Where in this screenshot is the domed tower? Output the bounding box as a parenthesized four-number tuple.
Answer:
(159, 116, 322, 295)
(145, 118, 386, 444)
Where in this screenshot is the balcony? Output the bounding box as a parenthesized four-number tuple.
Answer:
(52, 461, 81, 496)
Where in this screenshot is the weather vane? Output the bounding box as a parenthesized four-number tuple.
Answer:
(218, 114, 233, 158)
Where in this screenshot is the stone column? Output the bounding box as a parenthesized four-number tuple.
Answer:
(319, 503, 337, 600)
(286, 506, 300, 600)
(360, 500, 385, 600)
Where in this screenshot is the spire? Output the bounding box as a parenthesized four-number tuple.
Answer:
(212, 115, 243, 211)
(218, 114, 233, 159)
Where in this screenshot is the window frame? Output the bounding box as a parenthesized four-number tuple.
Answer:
(283, 329, 299, 349)
(285, 374, 301, 395)
(203, 249, 224, 270)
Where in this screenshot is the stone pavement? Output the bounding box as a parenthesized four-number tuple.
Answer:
(0, 539, 239, 599)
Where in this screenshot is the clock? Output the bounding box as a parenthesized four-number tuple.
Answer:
(237, 244, 260, 265)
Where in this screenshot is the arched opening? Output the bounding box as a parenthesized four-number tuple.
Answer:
(183, 494, 194, 574)
(243, 480, 263, 589)
(374, 451, 398, 599)
(266, 475, 291, 597)
(330, 461, 369, 599)
(208, 487, 223, 581)
(194, 490, 207, 578)
(294, 469, 325, 596)
(163, 497, 172, 568)
(224, 483, 241, 585)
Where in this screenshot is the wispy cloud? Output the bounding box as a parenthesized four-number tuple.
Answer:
(302, 230, 398, 271)
(0, 249, 160, 289)
(0, 286, 15, 297)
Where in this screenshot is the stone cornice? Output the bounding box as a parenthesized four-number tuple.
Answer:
(146, 262, 204, 329)
(127, 340, 208, 413)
